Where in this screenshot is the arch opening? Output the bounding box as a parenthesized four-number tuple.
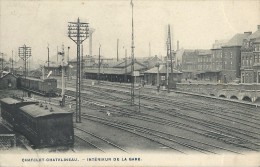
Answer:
(219, 95, 226, 98)
(242, 96, 252, 102)
(230, 95, 238, 100)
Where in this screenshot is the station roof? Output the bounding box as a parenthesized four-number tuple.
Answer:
(144, 64, 182, 74)
(85, 68, 126, 75)
(20, 104, 72, 118)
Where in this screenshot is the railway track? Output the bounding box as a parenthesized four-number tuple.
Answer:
(81, 113, 245, 154)
(61, 81, 260, 152)
(66, 92, 255, 153)
(74, 126, 128, 153)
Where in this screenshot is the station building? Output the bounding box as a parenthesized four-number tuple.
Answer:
(221, 32, 251, 83)
(84, 59, 148, 83)
(241, 25, 260, 83)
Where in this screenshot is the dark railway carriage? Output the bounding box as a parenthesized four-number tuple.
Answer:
(0, 97, 74, 148)
(17, 77, 57, 96)
(0, 98, 38, 128)
(18, 104, 74, 147)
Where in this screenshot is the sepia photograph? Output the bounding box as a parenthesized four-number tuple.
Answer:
(0, 0, 260, 166)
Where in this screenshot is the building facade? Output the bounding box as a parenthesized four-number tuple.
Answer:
(221, 32, 251, 83)
(241, 25, 260, 83)
(181, 50, 198, 79)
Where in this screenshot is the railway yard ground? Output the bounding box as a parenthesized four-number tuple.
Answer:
(1, 80, 260, 154)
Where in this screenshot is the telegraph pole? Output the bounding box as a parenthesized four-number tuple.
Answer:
(117, 39, 119, 62)
(18, 45, 31, 78)
(47, 44, 50, 68)
(149, 42, 151, 57)
(12, 50, 14, 73)
(130, 0, 135, 106)
(167, 25, 173, 92)
(68, 18, 89, 123)
(124, 47, 127, 83)
(67, 46, 70, 80)
(98, 44, 101, 84)
(1, 53, 3, 71)
(58, 44, 66, 107)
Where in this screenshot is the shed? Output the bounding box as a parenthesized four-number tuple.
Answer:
(144, 64, 182, 86)
(0, 72, 17, 89)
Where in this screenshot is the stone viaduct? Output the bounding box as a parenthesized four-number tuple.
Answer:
(176, 83, 260, 103)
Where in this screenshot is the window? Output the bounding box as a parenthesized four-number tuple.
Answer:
(230, 52, 233, 58)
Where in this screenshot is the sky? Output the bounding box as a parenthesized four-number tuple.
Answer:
(0, 0, 260, 65)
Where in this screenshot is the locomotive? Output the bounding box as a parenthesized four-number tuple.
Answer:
(17, 77, 57, 96)
(0, 97, 74, 148)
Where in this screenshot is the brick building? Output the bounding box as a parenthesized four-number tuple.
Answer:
(221, 32, 251, 83)
(181, 50, 198, 79)
(196, 49, 220, 81)
(241, 25, 260, 83)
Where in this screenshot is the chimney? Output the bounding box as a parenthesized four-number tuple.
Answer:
(177, 40, 179, 51)
(244, 31, 252, 35)
(258, 25, 260, 30)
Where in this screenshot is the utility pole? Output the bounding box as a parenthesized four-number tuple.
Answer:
(130, 0, 135, 106)
(156, 63, 160, 92)
(124, 47, 127, 83)
(57, 46, 59, 62)
(117, 39, 119, 62)
(149, 42, 151, 57)
(59, 44, 66, 107)
(1, 53, 3, 71)
(81, 44, 84, 84)
(18, 45, 31, 78)
(67, 46, 70, 80)
(47, 44, 50, 68)
(68, 18, 89, 123)
(12, 50, 14, 73)
(98, 44, 101, 84)
(167, 24, 173, 92)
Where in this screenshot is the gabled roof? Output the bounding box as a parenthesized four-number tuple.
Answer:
(113, 59, 147, 69)
(224, 33, 250, 47)
(248, 29, 260, 40)
(144, 64, 182, 74)
(0, 72, 17, 79)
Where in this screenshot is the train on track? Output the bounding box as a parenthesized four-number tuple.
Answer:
(0, 97, 74, 148)
(17, 77, 57, 97)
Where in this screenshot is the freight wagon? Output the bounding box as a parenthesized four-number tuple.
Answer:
(17, 77, 57, 96)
